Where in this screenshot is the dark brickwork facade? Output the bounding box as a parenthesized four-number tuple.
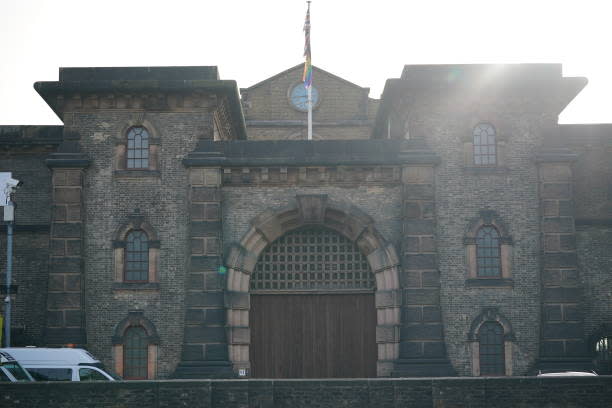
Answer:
(0, 63, 611, 380)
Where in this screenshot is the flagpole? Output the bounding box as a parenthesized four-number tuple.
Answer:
(307, 86, 312, 140)
(303, 1, 312, 140)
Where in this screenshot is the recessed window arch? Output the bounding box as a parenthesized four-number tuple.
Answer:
(464, 210, 513, 286)
(125, 230, 149, 282)
(595, 336, 611, 362)
(112, 311, 159, 380)
(468, 308, 514, 376)
(476, 226, 501, 278)
(591, 324, 612, 374)
(478, 321, 505, 375)
(126, 126, 150, 169)
(473, 123, 497, 166)
(113, 210, 160, 289)
(114, 120, 160, 174)
(124, 326, 148, 379)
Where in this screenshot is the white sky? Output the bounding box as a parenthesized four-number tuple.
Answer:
(0, 0, 610, 125)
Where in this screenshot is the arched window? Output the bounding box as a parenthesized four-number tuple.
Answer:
(464, 210, 512, 285)
(125, 230, 149, 282)
(479, 321, 505, 376)
(595, 336, 612, 374)
(113, 212, 160, 289)
(476, 226, 501, 278)
(473, 123, 496, 166)
(123, 326, 148, 379)
(126, 126, 150, 169)
(112, 311, 159, 379)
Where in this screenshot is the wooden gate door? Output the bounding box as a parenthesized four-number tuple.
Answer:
(251, 293, 376, 378)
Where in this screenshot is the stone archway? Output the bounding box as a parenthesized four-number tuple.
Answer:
(225, 195, 401, 377)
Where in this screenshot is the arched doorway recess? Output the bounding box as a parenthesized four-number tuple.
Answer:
(225, 195, 401, 377)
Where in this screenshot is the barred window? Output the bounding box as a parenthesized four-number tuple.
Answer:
(123, 327, 148, 379)
(595, 336, 612, 374)
(476, 226, 501, 277)
(125, 231, 149, 282)
(596, 337, 611, 361)
(479, 321, 505, 376)
(126, 127, 150, 169)
(473, 123, 496, 166)
(251, 227, 374, 291)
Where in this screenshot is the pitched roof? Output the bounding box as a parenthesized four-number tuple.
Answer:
(242, 63, 370, 92)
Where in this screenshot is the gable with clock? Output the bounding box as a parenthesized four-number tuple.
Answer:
(241, 64, 379, 140)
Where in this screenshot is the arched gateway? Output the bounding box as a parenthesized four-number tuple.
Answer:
(225, 195, 401, 377)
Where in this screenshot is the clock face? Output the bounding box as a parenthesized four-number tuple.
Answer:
(289, 84, 319, 111)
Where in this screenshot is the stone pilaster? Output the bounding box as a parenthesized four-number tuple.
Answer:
(44, 135, 90, 346)
(536, 150, 592, 371)
(394, 165, 455, 376)
(173, 167, 233, 378)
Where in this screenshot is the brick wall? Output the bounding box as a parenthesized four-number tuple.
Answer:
(394, 90, 552, 375)
(0, 152, 53, 345)
(74, 111, 207, 377)
(222, 185, 403, 248)
(2, 377, 612, 408)
(577, 225, 612, 336)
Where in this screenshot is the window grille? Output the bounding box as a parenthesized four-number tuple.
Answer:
(124, 326, 148, 379)
(595, 336, 612, 374)
(479, 321, 505, 375)
(476, 226, 501, 277)
(596, 337, 611, 361)
(251, 227, 374, 291)
(473, 123, 497, 165)
(125, 230, 149, 282)
(126, 127, 149, 169)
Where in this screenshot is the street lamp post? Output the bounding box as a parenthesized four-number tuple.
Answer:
(1, 172, 21, 348)
(3, 201, 13, 347)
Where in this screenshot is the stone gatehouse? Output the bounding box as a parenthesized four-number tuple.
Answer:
(1, 63, 611, 379)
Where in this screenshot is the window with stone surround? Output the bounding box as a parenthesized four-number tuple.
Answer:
(592, 324, 612, 374)
(464, 210, 513, 287)
(112, 311, 159, 380)
(126, 127, 149, 169)
(478, 322, 505, 375)
(463, 123, 507, 171)
(476, 226, 501, 278)
(473, 123, 497, 166)
(112, 211, 160, 290)
(468, 308, 514, 376)
(114, 120, 160, 176)
(125, 230, 149, 282)
(124, 327, 148, 379)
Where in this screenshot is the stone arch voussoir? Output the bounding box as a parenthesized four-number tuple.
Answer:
(226, 194, 401, 377)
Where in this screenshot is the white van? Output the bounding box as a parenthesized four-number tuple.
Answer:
(0, 350, 35, 382)
(0, 347, 121, 381)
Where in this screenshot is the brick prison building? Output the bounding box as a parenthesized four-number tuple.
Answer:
(0, 63, 611, 379)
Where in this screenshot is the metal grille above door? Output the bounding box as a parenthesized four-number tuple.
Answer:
(251, 227, 375, 292)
